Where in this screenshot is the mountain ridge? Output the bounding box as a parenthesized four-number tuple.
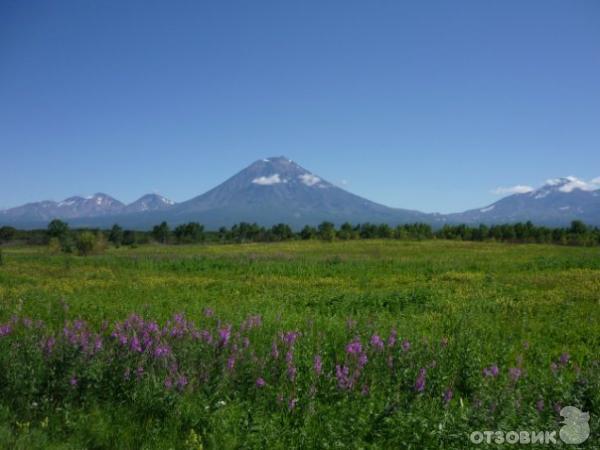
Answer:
(1, 159, 599, 229)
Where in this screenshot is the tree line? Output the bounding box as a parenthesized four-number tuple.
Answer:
(0, 219, 599, 253)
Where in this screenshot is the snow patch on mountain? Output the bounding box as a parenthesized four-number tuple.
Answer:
(299, 173, 321, 187)
(252, 174, 283, 185)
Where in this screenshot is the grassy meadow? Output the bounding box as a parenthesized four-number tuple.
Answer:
(0, 240, 598, 448)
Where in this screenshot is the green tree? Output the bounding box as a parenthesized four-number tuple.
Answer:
(299, 225, 316, 240)
(318, 221, 336, 241)
(108, 224, 124, 247)
(152, 222, 171, 244)
(0, 226, 16, 243)
(270, 223, 293, 241)
(569, 220, 588, 235)
(122, 230, 137, 246)
(174, 222, 205, 243)
(47, 219, 69, 240)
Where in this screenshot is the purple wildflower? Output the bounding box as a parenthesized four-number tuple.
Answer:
(227, 356, 236, 371)
(443, 388, 453, 405)
(256, 377, 266, 388)
(164, 377, 173, 389)
(509, 367, 522, 382)
(203, 307, 214, 317)
(70, 376, 78, 387)
(313, 355, 323, 376)
(536, 399, 544, 412)
(285, 350, 294, 364)
(283, 331, 300, 346)
(346, 339, 362, 355)
(271, 342, 279, 359)
(153, 345, 171, 359)
(218, 325, 232, 347)
(415, 368, 426, 392)
(387, 329, 397, 347)
(288, 398, 298, 410)
(361, 384, 370, 396)
(358, 353, 368, 368)
(559, 353, 570, 365)
(370, 334, 384, 350)
(0, 324, 12, 337)
(401, 339, 411, 352)
(176, 376, 188, 390)
(336, 364, 351, 389)
(287, 365, 297, 382)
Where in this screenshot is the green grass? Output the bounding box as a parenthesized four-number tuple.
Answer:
(0, 240, 598, 449)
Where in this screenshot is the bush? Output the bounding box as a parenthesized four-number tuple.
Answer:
(76, 232, 97, 256)
(48, 237, 61, 254)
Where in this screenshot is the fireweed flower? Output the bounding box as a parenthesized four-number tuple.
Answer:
(415, 368, 426, 392)
(361, 384, 370, 396)
(70, 376, 78, 387)
(370, 334, 384, 351)
(559, 353, 570, 365)
(285, 351, 294, 365)
(288, 398, 298, 410)
(164, 377, 173, 389)
(509, 367, 522, 382)
(227, 356, 236, 371)
(42, 336, 56, 355)
(153, 345, 171, 359)
(176, 376, 188, 390)
(358, 353, 368, 368)
(443, 388, 453, 405)
(483, 364, 499, 378)
(536, 399, 545, 412)
(283, 331, 300, 346)
(256, 377, 266, 388)
(218, 325, 232, 347)
(336, 364, 351, 389)
(346, 339, 362, 355)
(387, 329, 397, 347)
(271, 342, 279, 359)
(287, 365, 297, 382)
(401, 340, 411, 352)
(0, 324, 12, 337)
(313, 355, 323, 376)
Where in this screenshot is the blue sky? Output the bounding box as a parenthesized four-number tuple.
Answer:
(1, 0, 599, 213)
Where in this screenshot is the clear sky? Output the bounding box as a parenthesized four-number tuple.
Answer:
(1, 0, 599, 213)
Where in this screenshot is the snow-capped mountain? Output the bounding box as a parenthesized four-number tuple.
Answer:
(0, 192, 174, 227)
(123, 194, 175, 213)
(445, 177, 600, 226)
(152, 156, 429, 228)
(0, 193, 125, 224)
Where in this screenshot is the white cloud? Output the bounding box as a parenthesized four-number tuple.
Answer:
(252, 174, 283, 185)
(491, 185, 534, 195)
(590, 177, 600, 185)
(298, 173, 321, 186)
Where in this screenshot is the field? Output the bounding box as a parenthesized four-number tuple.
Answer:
(0, 240, 598, 449)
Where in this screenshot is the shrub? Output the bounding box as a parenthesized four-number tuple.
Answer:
(76, 232, 97, 256)
(48, 237, 61, 254)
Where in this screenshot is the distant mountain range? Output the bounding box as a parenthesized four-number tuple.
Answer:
(1, 158, 599, 229)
